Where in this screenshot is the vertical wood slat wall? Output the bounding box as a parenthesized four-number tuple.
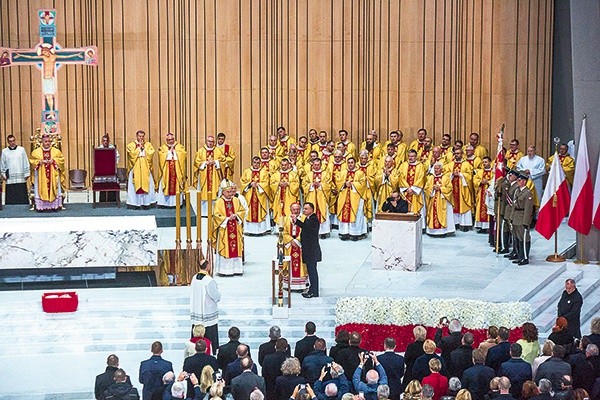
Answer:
(0, 0, 553, 178)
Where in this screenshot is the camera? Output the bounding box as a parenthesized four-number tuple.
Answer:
(215, 372, 223, 382)
(439, 316, 449, 325)
(362, 351, 372, 359)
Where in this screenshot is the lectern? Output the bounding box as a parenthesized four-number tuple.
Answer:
(371, 212, 422, 271)
(92, 148, 120, 207)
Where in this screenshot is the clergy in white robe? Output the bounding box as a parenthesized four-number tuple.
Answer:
(1, 135, 30, 204)
(516, 145, 546, 198)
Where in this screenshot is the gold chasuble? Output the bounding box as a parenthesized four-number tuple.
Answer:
(240, 167, 270, 223)
(213, 196, 245, 259)
(126, 141, 155, 194)
(474, 168, 493, 224)
(425, 173, 453, 230)
(397, 161, 426, 212)
(547, 154, 575, 186)
(374, 167, 398, 212)
(302, 169, 332, 224)
(270, 169, 300, 224)
(446, 160, 473, 214)
(30, 145, 66, 206)
(357, 161, 376, 220)
(283, 215, 308, 290)
(158, 143, 187, 195)
(505, 150, 523, 170)
(193, 146, 225, 201)
(336, 169, 367, 223)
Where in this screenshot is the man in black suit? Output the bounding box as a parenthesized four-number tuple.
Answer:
(217, 326, 247, 372)
(335, 331, 366, 388)
(377, 338, 405, 400)
(225, 344, 258, 385)
(231, 357, 266, 400)
(434, 318, 464, 369)
(498, 343, 532, 399)
(462, 348, 495, 400)
(259, 325, 290, 367)
(449, 332, 474, 380)
(262, 338, 290, 400)
(95, 354, 131, 400)
(182, 340, 218, 398)
(295, 321, 320, 365)
(485, 326, 511, 373)
(293, 202, 322, 298)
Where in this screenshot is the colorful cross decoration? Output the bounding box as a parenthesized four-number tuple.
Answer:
(0, 9, 98, 137)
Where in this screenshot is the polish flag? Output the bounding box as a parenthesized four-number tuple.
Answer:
(593, 153, 600, 230)
(568, 118, 593, 235)
(536, 153, 570, 240)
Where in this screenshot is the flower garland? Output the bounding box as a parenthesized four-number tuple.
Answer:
(335, 297, 532, 351)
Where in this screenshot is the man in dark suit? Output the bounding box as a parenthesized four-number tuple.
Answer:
(336, 331, 366, 388)
(231, 357, 266, 400)
(377, 338, 405, 400)
(138, 341, 173, 400)
(259, 325, 290, 367)
(449, 332, 474, 380)
(295, 321, 320, 365)
(182, 340, 218, 397)
(434, 318, 464, 369)
(293, 202, 322, 298)
(485, 326, 511, 373)
(462, 348, 495, 400)
(262, 338, 290, 400)
(498, 343, 532, 399)
(217, 326, 248, 372)
(302, 338, 334, 385)
(225, 344, 258, 385)
(95, 354, 131, 400)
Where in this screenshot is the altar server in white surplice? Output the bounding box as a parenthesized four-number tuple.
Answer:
(1, 134, 30, 204)
(516, 145, 546, 198)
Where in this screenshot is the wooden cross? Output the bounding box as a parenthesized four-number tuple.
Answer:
(0, 9, 97, 137)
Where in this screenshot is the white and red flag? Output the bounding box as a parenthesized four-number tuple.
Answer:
(536, 152, 570, 240)
(568, 117, 593, 235)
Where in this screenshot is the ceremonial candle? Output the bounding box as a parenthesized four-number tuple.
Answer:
(196, 190, 202, 241)
(186, 191, 192, 241)
(175, 191, 181, 241)
(207, 192, 213, 240)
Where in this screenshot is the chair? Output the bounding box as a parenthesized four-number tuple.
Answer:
(92, 148, 120, 208)
(116, 167, 128, 189)
(68, 169, 89, 202)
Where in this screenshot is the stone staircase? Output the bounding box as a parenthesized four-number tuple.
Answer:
(524, 262, 600, 339)
(0, 287, 337, 400)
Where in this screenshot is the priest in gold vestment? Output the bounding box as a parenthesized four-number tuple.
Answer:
(425, 163, 455, 236)
(445, 148, 474, 230)
(193, 135, 225, 215)
(240, 156, 271, 235)
(303, 158, 332, 237)
(30, 135, 66, 211)
(212, 181, 246, 276)
(156, 132, 187, 207)
(126, 130, 156, 208)
(283, 203, 308, 291)
(270, 158, 300, 227)
(336, 157, 368, 241)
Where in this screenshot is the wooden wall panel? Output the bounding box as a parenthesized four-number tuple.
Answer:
(0, 0, 554, 178)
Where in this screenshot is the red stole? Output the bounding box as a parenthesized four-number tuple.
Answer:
(42, 148, 53, 193)
(340, 171, 355, 223)
(249, 169, 261, 222)
(167, 159, 177, 195)
(406, 163, 417, 204)
(206, 149, 214, 192)
(279, 171, 289, 216)
(478, 169, 492, 222)
(452, 162, 462, 213)
(289, 220, 302, 276)
(312, 171, 323, 222)
(224, 199, 239, 258)
(432, 175, 444, 229)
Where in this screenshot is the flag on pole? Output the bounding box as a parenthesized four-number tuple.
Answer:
(593, 152, 600, 230)
(568, 117, 593, 235)
(494, 131, 505, 181)
(536, 152, 571, 240)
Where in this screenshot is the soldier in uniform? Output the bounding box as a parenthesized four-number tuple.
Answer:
(502, 170, 520, 259)
(511, 172, 534, 266)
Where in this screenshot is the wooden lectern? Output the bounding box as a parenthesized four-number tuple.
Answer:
(371, 212, 422, 271)
(92, 148, 120, 208)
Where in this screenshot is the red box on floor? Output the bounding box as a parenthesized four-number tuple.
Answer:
(42, 291, 79, 313)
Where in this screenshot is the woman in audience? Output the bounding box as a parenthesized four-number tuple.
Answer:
(478, 326, 498, 359)
(531, 340, 554, 378)
(205, 381, 233, 400)
(199, 366, 214, 397)
(455, 389, 472, 400)
(422, 358, 448, 400)
(402, 380, 422, 400)
(520, 381, 539, 400)
(330, 330, 350, 360)
(548, 317, 573, 350)
(440, 377, 462, 400)
(275, 357, 306, 400)
(516, 323, 540, 364)
(573, 388, 590, 400)
(403, 326, 428, 388)
(185, 324, 212, 358)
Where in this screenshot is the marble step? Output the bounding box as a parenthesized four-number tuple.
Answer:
(519, 263, 568, 302)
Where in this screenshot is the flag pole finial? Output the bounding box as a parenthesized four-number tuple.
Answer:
(583, 114, 587, 119)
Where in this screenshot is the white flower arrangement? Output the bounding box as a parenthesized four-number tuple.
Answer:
(336, 297, 532, 329)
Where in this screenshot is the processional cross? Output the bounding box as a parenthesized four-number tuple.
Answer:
(0, 9, 97, 138)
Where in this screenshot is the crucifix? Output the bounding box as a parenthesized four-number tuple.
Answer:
(0, 9, 97, 141)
